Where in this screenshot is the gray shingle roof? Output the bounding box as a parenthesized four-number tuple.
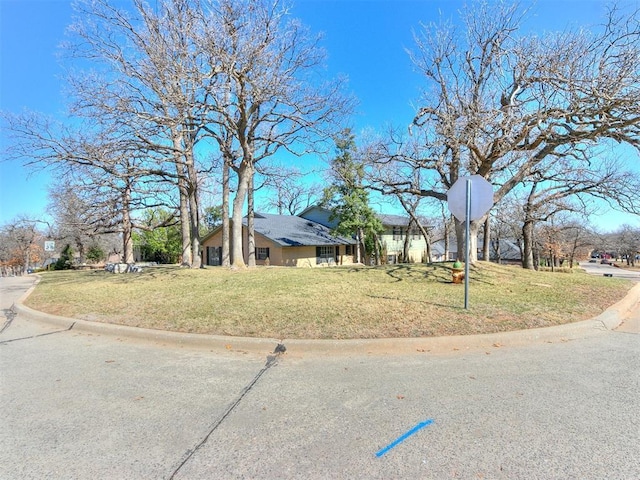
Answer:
(247, 213, 356, 247)
(377, 213, 411, 226)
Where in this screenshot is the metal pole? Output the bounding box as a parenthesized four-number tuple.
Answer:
(464, 178, 471, 310)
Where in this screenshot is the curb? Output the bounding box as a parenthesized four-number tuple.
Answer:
(14, 302, 281, 355)
(282, 282, 640, 356)
(13, 277, 640, 357)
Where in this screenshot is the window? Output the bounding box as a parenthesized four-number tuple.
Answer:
(392, 226, 403, 241)
(316, 245, 334, 264)
(256, 247, 270, 261)
(345, 245, 353, 255)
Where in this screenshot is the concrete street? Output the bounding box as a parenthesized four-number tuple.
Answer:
(578, 260, 640, 283)
(1, 271, 639, 479)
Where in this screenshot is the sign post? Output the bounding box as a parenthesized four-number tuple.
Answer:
(447, 175, 494, 309)
(464, 179, 471, 309)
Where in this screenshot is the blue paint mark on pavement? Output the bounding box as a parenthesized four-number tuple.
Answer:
(376, 419, 434, 458)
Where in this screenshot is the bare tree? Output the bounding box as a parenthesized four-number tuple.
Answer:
(613, 224, 640, 266)
(562, 222, 597, 268)
(362, 129, 436, 262)
(201, 0, 352, 267)
(64, 0, 216, 268)
(3, 112, 174, 263)
(48, 182, 100, 264)
(518, 152, 634, 268)
(489, 196, 526, 264)
(536, 216, 595, 269)
(378, 1, 640, 263)
(0, 216, 44, 274)
(6, 0, 350, 271)
(258, 164, 321, 215)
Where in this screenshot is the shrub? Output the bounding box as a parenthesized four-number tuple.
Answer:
(537, 266, 574, 274)
(53, 244, 74, 270)
(86, 245, 106, 264)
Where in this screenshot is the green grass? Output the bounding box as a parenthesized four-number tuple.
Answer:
(24, 262, 634, 339)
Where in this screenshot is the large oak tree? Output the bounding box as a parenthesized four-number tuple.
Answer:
(369, 2, 640, 264)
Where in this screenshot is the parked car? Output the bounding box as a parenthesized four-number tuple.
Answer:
(601, 258, 612, 265)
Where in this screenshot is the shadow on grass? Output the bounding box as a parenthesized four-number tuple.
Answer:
(110, 265, 183, 283)
(39, 265, 184, 286)
(380, 263, 454, 283)
(344, 263, 468, 284)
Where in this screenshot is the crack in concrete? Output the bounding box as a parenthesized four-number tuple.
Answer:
(0, 305, 17, 334)
(167, 345, 286, 480)
(0, 322, 76, 345)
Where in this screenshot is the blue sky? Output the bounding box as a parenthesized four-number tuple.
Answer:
(1, 0, 639, 231)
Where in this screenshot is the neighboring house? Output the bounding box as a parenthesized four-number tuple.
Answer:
(431, 237, 523, 264)
(377, 214, 432, 264)
(200, 212, 357, 267)
(429, 241, 451, 263)
(484, 238, 522, 264)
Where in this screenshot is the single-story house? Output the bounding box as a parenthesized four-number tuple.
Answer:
(432, 237, 523, 264)
(484, 238, 522, 264)
(200, 212, 357, 267)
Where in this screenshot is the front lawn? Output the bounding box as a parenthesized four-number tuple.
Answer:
(24, 262, 634, 339)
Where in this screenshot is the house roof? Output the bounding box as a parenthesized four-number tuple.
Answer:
(200, 213, 356, 247)
(251, 213, 356, 247)
(377, 213, 412, 227)
(300, 205, 416, 229)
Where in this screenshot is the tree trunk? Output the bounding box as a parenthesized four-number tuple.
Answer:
(495, 237, 502, 264)
(185, 148, 201, 269)
(522, 219, 535, 270)
(444, 220, 450, 261)
(374, 232, 382, 265)
(121, 182, 134, 263)
(178, 173, 191, 266)
(75, 237, 86, 264)
(221, 159, 230, 267)
(231, 161, 251, 268)
(173, 132, 192, 267)
(442, 209, 451, 261)
(416, 223, 432, 264)
(189, 192, 201, 268)
(402, 221, 412, 263)
(247, 168, 256, 267)
(482, 216, 490, 261)
(23, 249, 30, 273)
(356, 228, 363, 264)
(454, 218, 480, 263)
(522, 183, 538, 270)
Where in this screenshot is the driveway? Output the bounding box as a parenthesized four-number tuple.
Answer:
(1, 275, 639, 479)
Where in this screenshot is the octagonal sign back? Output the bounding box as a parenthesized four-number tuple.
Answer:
(447, 175, 494, 222)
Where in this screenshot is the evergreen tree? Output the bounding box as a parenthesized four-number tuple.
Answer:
(323, 129, 383, 264)
(85, 245, 106, 264)
(53, 244, 74, 270)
